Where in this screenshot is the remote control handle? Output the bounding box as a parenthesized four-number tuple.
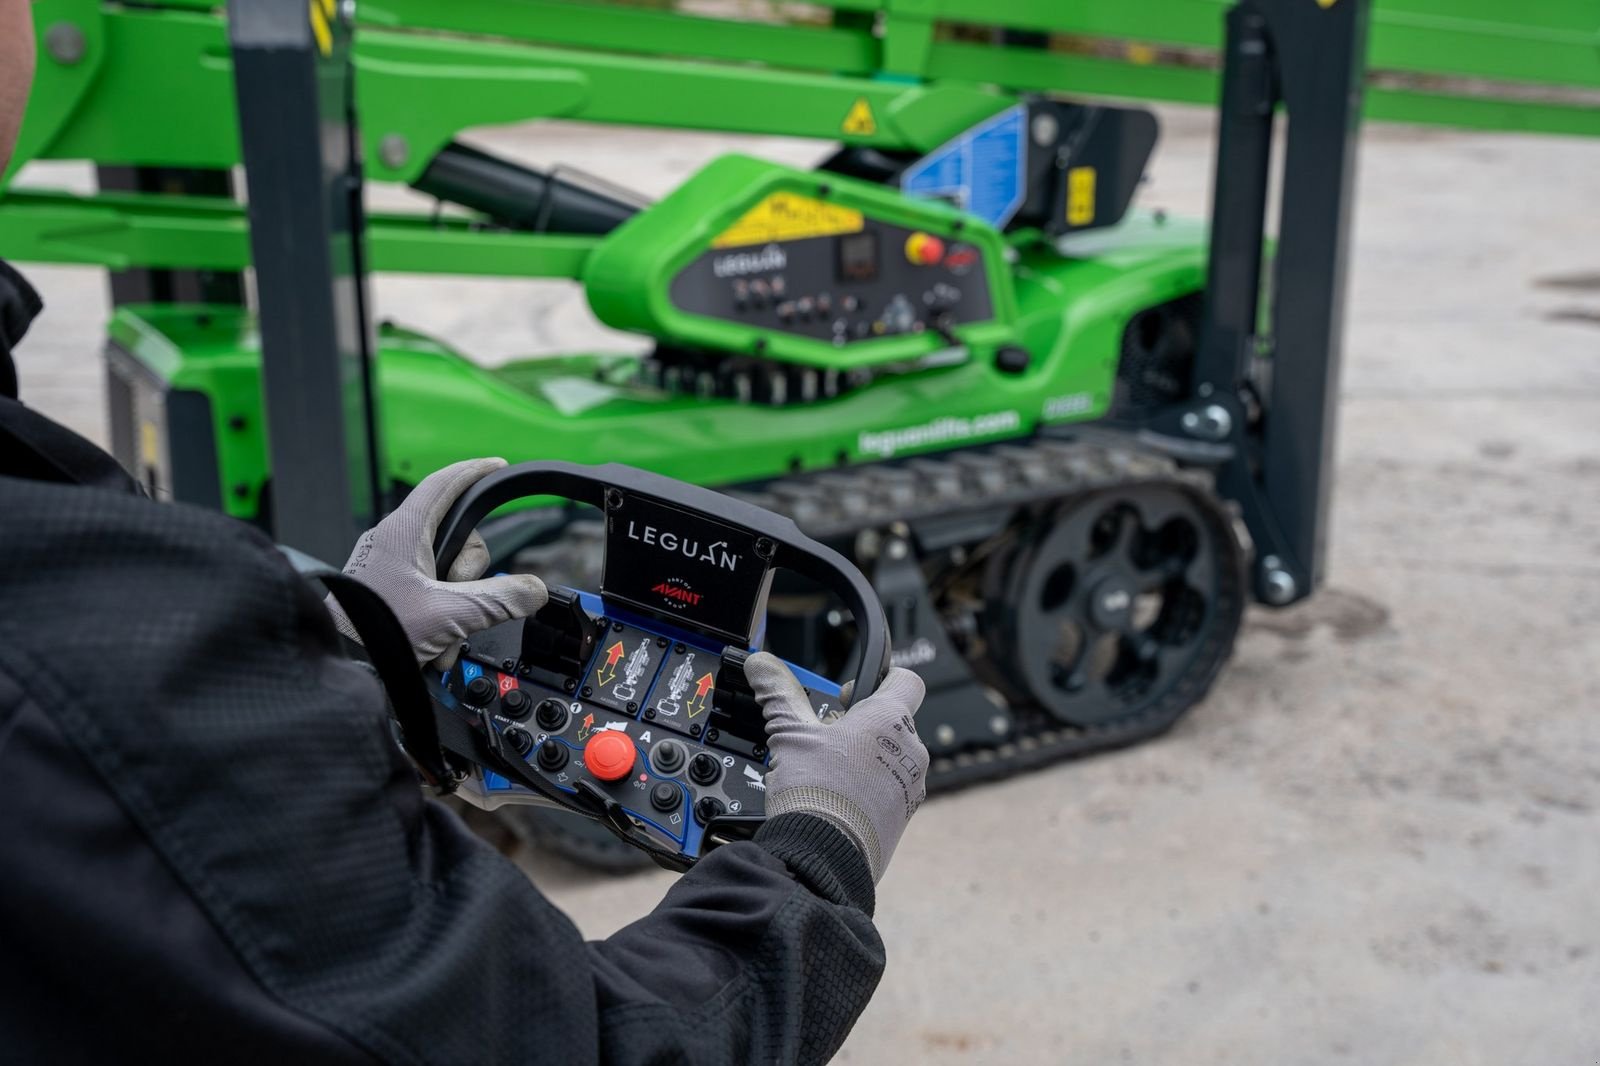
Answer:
(433, 461, 891, 702)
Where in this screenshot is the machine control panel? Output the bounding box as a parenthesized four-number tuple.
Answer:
(582, 157, 1018, 369)
(669, 207, 995, 347)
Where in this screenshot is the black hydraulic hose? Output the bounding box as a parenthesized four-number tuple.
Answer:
(412, 141, 640, 236)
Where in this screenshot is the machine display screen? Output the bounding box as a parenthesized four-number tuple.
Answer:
(836, 232, 879, 283)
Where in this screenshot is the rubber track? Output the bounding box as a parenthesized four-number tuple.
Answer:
(730, 436, 1252, 794)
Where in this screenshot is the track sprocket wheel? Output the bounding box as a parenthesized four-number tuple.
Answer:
(986, 483, 1244, 730)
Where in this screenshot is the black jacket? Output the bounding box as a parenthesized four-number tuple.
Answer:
(0, 269, 883, 1064)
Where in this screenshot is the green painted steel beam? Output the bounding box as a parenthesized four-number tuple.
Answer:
(11, 0, 1599, 196)
(0, 190, 600, 276)
(359, 0, 879, 76)
(927, 35, 1600, 140)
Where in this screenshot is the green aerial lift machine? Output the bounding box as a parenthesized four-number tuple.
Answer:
(3, 0, 1597, 812)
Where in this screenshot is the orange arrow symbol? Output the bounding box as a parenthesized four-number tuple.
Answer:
(687, 672, 715, 718)
(578, 712, 595, 740)
(597, 641, 625, 685)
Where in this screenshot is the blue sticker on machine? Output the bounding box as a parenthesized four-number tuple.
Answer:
(900, 105, 1026, 229)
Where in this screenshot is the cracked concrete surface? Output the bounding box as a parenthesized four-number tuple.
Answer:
(10, 105, 1600, 1063)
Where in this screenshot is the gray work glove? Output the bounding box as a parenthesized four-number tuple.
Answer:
(745, 652, 929, 884)
(327, 457, 548, 670)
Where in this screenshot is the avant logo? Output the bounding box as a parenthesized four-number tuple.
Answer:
(712, 244, 786, 278)
(626, 521, 741, 571)
(652, 578, 703, 611)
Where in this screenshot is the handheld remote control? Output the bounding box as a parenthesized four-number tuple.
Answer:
(424, 461, 890, 865)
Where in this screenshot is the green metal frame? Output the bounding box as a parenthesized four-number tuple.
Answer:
(6, 0, 1598, 274)
(110, 209, 1204, 520)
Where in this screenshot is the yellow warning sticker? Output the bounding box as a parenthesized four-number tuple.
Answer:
(712, 191, 864, 248)
(309, 0, 333, 56)
(140, 421, 160, 466)
(1066, 166, 1097, 227)
(841, 97, 877, 137)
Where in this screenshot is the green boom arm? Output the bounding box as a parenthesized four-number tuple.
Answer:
(4, 0, 1598, 275)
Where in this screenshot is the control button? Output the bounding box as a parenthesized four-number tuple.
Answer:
(776, 301, 796, 323)
(694, 796, 726, 826)
(652, 740, 686, 775)
(462, 676, 496, 707)
(650, 782, 681, 813)
(841, 294, 860, 313)
(536, 741, 569, 772)
(995, 345, 1032, 374)
(770, 275, 787, 296)
(503, 727, 534, 757)
(883, 294, 915, 334)
(944, 243, 979, 274)
(904, 232, 945, 266)
(795, 297, 815, 321)
(501, 689, 533, 720)
(583, 731, 636, 782)
(535, 698, 569, 732)
(688, 751, 722, 786)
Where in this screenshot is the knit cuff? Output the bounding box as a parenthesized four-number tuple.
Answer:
(754, 812, 876, 917)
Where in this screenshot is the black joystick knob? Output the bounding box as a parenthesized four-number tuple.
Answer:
(535, 698, 569, 732)
(693, 796, 726, 826)
(462, 676, 496, 707)
(503, 727, 534, 757)
(650, 783, 681, 813)
(688, 752, 722, 786)
(536, 741, 568, 772)
(501, 689, 533, 720)
(652, 740, 685, 775)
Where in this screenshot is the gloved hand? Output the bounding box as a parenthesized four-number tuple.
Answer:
(327, 457, 548, 670)
(745, 652, 929, 884)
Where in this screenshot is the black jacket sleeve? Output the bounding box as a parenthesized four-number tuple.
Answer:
(0, 474, 883, 1066)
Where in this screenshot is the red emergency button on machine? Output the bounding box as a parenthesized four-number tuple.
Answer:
(583, 731, 636, 782)
(904, 231, 945, 266)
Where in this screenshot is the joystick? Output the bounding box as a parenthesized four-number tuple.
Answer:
(650, 783, 681, 813)
(688, 751, 722, 786)
(693, 796, 725, 826)
(462, 675, 496, 707)
(652, 740, 685, 775)
(535, 698, 569, 732)
(536, 742, 568, 772)
(503, 727, 534, 757)
(501, 689, 533, 720)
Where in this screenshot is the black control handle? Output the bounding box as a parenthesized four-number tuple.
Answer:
(433, 461, 891, 702)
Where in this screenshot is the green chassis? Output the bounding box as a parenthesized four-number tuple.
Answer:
(114, 207, 1205, 521)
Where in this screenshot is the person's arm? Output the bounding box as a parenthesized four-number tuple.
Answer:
(0, 458, 924, 1065)
(584, 816, 883, 1064)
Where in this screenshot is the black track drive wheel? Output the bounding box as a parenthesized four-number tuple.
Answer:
(986, 483, 1244, 730)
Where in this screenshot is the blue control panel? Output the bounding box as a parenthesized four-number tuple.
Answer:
(446, 591, 842, 860)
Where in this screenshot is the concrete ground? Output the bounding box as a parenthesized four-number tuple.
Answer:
(11, 107, 1600, 1064)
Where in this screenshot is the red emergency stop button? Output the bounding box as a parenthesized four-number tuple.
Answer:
(904, 232, 945, 266)
(583, 731, 636, 782)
